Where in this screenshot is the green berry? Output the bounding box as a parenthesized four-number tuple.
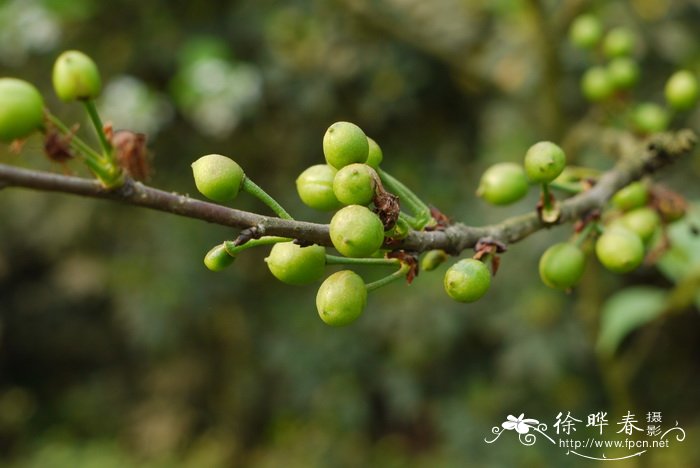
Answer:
(191, 154, 245, 202)
(443, 258, 491, 303)
(595, 226, 645, 273)
(620, 207, 660, 243)
(603, 27, 636, 58)
(421, 249, 448, 272)
(569, 14, 603, 49)
(323, 121, 369, 169)
(581, 66, 614, 102)
(611, 181, 648, 211)
(204, 244, 235, 271)
(330, 205, 385, 258)
(296, 164, 342, 211)
(366, 137, 383, 168)
(477, 162, 529, 205)
(52, 50, 102, 101)
(524, 141, 566, 184)
(538, 242, 586, 290)
(333, 163, 376, 206)
(316, 270, 367, 326)
(607, 57, 640, 90)
(0, 78, 44, 142)
(265, 242, 326, 285)
(631, 103, 669, 134)
(665, 70, 699, 111)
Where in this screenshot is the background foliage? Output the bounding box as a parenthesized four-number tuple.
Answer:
(1, 0, 700, 466)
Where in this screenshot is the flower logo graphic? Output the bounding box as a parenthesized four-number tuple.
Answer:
(502, 414, 540, 434)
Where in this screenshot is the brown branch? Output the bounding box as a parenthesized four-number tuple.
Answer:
(0, 130, 695, 255)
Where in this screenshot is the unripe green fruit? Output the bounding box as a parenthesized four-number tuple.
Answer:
(665, 70, 699, 111)
(366, 137, 383, 168)
(607, 57, 640, 90)
(333, 163, 376, 206)
(632, 103, 669, 134)
(603, 27, 636, 58)
(443, 258, 491, 303)
(595, 226, 644, 273)
(296, 164, 342, 211)
(323, 121, 369, 169)
(477, 162, 529, 205)
(611, 181, 648, 211)
(538, 242, 586, 290)
(524, 141, 566, 183)
(421, 249, 448, 272)
(191, 154, 244, 202)
(620, 207, 660, 243)
(316, 270, 367, 326)
(330, 205, 385, 258)
(0, 78, 44, 142)
(265, 242, 326, 285)
(581, 66, 614, 102)
(569, 14, 603, 49)
(204, 244, 235, 271)
(52, 50, 102, 101)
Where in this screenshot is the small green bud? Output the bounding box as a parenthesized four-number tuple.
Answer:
(316, 270, 367, 326)
(0, 78, 44, 142)
(330, 205, 385, 258)
(581, 66, 614, 102)
(333, 163, 376, 206)
(665, 70, 699, 111)
(421, 250, 448, 272)
(603, 27, 636, 58)
(477, 162, 529, 205)
(296, 164, 342, 211)
(204, 244, 235, 271)
(366, 137, 383, 168)
(569, 14, 603, 49)
(265, 242, 326, 285)
(611, 181, 648, 211)
(538, 242, 586, 290)
(595, 226, 645, 273)
(524, 141, 566, 184)
(191, 154, 245, 202)
(443, 258, 491, 303)
(52, 50, 102, 101)
(323, 121, 369, 169)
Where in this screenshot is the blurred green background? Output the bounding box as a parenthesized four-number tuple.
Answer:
(1, 0, 700, 466)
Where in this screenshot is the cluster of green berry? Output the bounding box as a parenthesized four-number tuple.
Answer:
(569, 13, 699, 133)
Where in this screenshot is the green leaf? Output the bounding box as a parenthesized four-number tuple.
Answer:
(597, 287, 667, 356)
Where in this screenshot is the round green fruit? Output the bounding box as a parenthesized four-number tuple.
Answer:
(330, 205, 385, 258)
(204, 244, 235, 271)
(0, 78, 44, 142)
(607, 57, 640, 89)
(191, 154, 245, 202)
(524, 141, 566, 184)
(265, 242, 326, 285)
(603, 27, 636, 58)
(665, 70, 699, 111)
(333, 163, 376, 206)
(366, 137, 383, 168)
(611, 181, 648, 211)
(569, 14, 603, 49)
(538, 242, 586, 290)
(52, 50, 102, 101)
(316, 270, 367, 326)
(296, 164, 342, 211)
(595, 227, 644, 273)
(620, 207, 660, 243)
(631, 103, 669, 134)
(581, 66, 614, 102)
(477, 162, 529, 205)
(443, 258, 491, 303)
(323, 121, 369, 169)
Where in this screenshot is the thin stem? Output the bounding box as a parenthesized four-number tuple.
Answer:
(377, 168, 431, 220)
(365, 263, 411, 292)
(325, 255, 399, 267)
(574, 221, 597, 247)
(224, 236, 290, 256)
(242, 178, 293, 220)
(541, 183, 553, 210)
(549, 181, 584, 194)
(45, 112, 104, 163)
(83, 99, 113, 159)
